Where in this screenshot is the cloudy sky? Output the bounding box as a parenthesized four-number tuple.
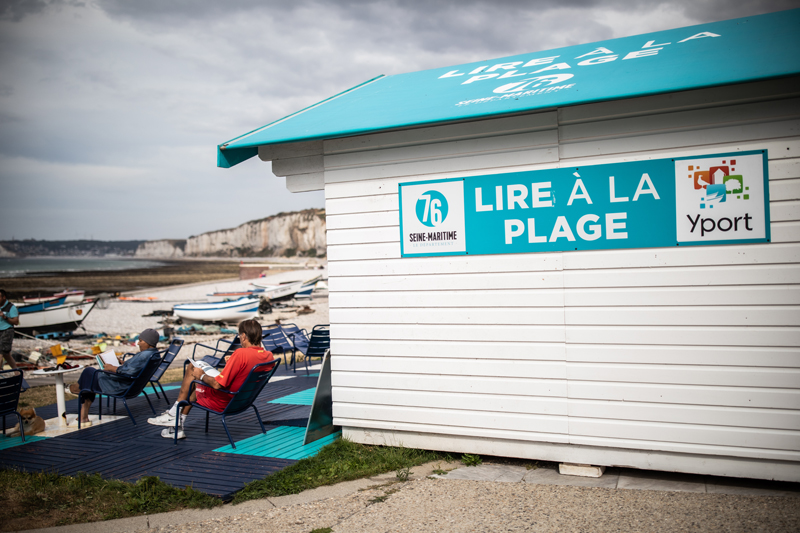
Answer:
(0, 0, 793, 241)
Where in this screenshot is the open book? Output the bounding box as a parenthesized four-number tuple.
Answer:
(96, 349, 120, 370)
(189, 359, 220, 378)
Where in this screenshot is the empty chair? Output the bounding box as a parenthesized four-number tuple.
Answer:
(191, 335, 240, 369)
(261, 325, 294, 370)
(146, 338, 184, 403)
(302, 325, 330, 376)
(281, 323, 310, 372)
(1, 369, 26, 442)
(172, 358, 281, 448)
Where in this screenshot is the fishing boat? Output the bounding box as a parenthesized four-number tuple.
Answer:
(23, 289, 85, 304)
(16, 297, 96, 334)
(206, 287, 265, 302)
(173, 297, 260, 323)
(250, 275, 322, 301)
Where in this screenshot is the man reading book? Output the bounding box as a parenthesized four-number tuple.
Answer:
(147, 319, 274, 440)
(68, 328, 161, 427)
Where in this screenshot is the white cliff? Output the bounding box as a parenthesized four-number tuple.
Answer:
(135, 240, 186, 259)
(135, 209, 326, 258)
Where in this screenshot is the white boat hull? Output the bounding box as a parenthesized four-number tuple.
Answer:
(173, 297, 260, 323)
(17, 301, 96, 334)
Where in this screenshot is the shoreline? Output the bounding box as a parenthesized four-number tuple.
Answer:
(0, 259, 243, 299)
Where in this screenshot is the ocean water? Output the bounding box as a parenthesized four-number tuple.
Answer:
(0, 257, 166, 277)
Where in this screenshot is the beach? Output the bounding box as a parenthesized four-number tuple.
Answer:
(9, 264, 329, 384)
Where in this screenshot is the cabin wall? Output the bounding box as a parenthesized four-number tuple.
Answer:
(275, 76, 800, 480)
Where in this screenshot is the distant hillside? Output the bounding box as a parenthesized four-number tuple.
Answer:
(0, 240, 145, 257)
(0, 209, 327, 259)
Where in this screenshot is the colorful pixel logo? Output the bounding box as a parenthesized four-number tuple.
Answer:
(687, 159, 750, 209)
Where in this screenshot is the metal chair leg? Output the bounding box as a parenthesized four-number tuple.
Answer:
(158, 382, 170, 404)
(142, 390, 156, 414)
(121, 399, 136, 425)
(252, 405, 266, 433)
(221, 415, 235, 449)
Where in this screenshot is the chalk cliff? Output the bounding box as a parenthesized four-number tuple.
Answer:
(135, 239, 186, 259)
(134, 209, 326, 258)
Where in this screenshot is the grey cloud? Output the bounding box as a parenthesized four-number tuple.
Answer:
(0, 0, 50, 21)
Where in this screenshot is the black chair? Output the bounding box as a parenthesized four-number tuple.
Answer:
(302, 325, 330, 376)
(77, 353, 164, 428)
(1, 369, 26, 442)
(173, 358, 280, 448)
(147, 338, 184, 403)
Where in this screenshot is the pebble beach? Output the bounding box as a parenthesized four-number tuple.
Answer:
(13, 266, 328, 384)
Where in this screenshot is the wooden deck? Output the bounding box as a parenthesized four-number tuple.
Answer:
(0, 368, 324, 499)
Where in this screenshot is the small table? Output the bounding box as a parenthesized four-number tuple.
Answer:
(32, 365, 83, 425)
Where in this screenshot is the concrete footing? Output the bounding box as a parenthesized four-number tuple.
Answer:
(559, 463, 606, 478)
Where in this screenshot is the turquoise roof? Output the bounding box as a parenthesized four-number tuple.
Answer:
(219, 9, 800, 168)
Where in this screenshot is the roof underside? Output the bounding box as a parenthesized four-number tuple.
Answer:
(218, 9, 800, 168)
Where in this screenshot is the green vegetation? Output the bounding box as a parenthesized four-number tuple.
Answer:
(461, 453, 482, 466)
(310, 528, 333, 533)
(0, 470, 220, 532)
(232, 438, 444, 504)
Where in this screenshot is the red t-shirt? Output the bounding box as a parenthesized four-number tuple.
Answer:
(196, 346, 274, 412)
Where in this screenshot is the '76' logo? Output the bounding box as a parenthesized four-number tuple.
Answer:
(415, 190, 449, 227)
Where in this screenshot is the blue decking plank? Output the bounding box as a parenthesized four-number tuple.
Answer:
(0, 435, 48, 450)
(268, 388, 316, 405)
(214, 426, 340, 460)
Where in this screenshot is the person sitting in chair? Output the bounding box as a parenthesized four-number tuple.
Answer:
(68, 328, 161, 427)
(147, 319, 274, 440)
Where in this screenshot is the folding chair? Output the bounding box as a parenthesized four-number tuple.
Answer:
(147, 338, 184, 403)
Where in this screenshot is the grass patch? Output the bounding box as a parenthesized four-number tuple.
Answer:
(0, 469, 221, 532)
(232, 438, 444, 504)
(18, 385, 78, 410)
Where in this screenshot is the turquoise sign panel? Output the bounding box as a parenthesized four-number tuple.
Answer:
(399, 151, 770, 257)
(220, 10, 800, 167)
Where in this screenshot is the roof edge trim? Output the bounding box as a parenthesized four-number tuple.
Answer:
(217, 74, 386, 168)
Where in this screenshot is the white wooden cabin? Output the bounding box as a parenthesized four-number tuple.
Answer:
(219, 10, 800, 481)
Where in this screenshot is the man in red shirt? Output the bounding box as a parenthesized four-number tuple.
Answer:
(148, 319, 274, 440)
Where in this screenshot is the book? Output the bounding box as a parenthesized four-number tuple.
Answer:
(96, 349, 120, 370)
(189, 359, 221, 378)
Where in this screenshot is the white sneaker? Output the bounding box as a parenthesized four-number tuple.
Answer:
(161, 426, 186, 440)
(147, 411, 177, 426)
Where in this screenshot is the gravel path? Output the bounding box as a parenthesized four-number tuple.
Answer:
(139, 477, 800, 533)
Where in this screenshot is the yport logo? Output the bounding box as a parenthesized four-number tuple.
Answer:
(674, 152, 768, 244)
(686, 158, 750, 209)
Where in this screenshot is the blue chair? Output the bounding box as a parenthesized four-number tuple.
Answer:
(281, 323, 309, 371)
(301, 325, 330, 375)
(77, 352, 164, 428)
(1, 369, 26, 442)
(191, 335, 240, 369)
(173, 358, 281, 448)
(261, 325, 294, 370)
(147, 338, 184, 403)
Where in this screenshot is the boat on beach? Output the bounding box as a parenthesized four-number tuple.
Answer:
(206, 287, 265, 302)
(250, 275, 323, 301)
(22, 289, 85, 304)
(16, 297, 96, 334)
(173, 296, 260, 323)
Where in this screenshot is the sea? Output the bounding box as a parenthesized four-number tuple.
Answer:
(0, 257, 166, 277)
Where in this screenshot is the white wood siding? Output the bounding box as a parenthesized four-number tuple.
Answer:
(283, 76, 800, 478)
